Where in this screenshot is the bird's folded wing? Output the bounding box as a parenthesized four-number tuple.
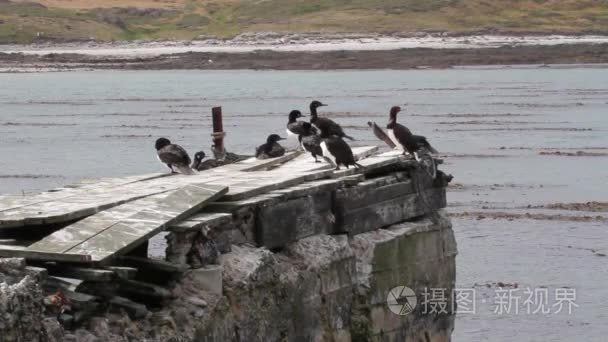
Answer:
(368, 121, 396, 148)
(159, 145, 191, 165)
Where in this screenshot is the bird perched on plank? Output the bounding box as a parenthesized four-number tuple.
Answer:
(318, 126, 361, 170)
(300, 121, 324, 163)
(368, 120, 438, 154)
(155, 137, 194, 175)
(286, 110, 323, 162)
(287, 109, 317, 136)
(191, 150, 249, 171)
(191, 151, 213, 171)
(386, 106, 438, 161)
(255, 134, 286, 159)
(309, 100, 355, 141)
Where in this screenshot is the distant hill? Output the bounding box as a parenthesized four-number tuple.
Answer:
(2, 0, 608, 43)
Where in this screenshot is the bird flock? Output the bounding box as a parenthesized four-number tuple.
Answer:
(155, 100, 438, 174)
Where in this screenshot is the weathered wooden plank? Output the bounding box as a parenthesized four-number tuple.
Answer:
(118, 279, 173, 300)
(330, 152, 413, 178)
(61, 290, 98, 310)
(219, 169, 334, 201)
(237, 151, 303, 171)
(119, 256, 188, 273)
(25, 266, 48, 280)
(42, 264, 115, 282)
(0, 239, 32, 246)
(0, 172, 220, 229)
(276, 146, 379, 174)
(0, 173, 169, 213)
(0, 244, 25, 251)
(169, 212, 233, 233)
(45, 276, 84, 292)
(105, 266, 138, 280)
(0, 247, 92, 262)
(25, 184, 226, 260)
(63, 184, 228, 263)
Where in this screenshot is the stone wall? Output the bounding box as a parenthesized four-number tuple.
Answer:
(193, 210, 456, 342)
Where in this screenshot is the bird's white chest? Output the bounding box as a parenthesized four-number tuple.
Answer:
(387, 129, 405, 152)
(286, 128, 297, 137)
(320, 141, 335, 162)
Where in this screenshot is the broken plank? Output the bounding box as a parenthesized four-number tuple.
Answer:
(42, 264, 115, 282)
(62, 290, 99, 311)
(105, 266, 138, 280)
(25, 184, 224, 254)
(119, 256, 188, 274)
(45, 276, 84, 292)
(27, 183, 228, 263)
(119, 279, 173, 300)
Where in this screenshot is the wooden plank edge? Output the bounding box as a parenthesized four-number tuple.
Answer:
(96, 185, 229, 264)
(239, 151, 304, 172)
(0, 248, 92, 262)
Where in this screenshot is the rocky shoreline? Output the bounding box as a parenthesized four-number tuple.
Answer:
(2, 33, 608, 71)
(2, 43, 608, 71)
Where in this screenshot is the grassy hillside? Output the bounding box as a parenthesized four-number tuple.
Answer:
(2, 0, 608, 43)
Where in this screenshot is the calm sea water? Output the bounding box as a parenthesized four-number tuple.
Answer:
(1, 68, 607, 340)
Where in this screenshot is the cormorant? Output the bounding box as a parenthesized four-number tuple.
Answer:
(255, 134, 286, 159)
(155, 137, 194, 175)
(309, 100, 355, 141)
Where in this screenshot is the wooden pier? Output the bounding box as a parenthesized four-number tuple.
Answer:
(0, 146, 450, 325)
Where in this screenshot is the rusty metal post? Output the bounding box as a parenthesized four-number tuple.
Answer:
(211, 106, 226, 160)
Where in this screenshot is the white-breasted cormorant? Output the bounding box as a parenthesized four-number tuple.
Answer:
(386, 106, 430, 161)
(318, 127, 361, 170)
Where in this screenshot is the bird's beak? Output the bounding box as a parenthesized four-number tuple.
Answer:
(320, 103, 328, 106)
(279, 137, 286, 140)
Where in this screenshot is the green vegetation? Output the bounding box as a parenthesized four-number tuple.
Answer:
(1, 0, 608, 43)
